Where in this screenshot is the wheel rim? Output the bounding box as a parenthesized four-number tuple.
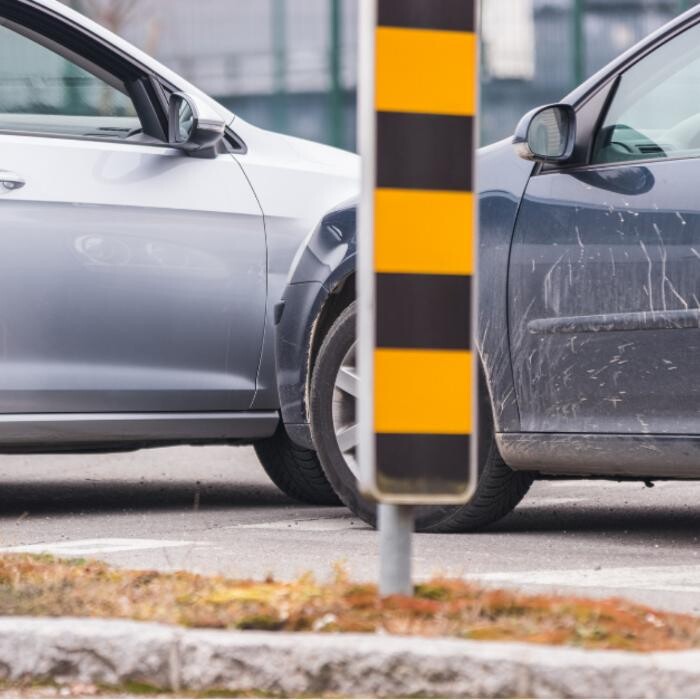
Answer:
(332, 341, 359, 479)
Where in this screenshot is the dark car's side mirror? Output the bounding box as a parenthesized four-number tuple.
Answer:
(168, 92, 226, 159)
(513, 104, 577, 163)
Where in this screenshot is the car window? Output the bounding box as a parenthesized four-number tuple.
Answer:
(593, 22, 700, 165)
(0, 24, 141, 140)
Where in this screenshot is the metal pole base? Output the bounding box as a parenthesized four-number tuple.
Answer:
(378, 503, 414, 596)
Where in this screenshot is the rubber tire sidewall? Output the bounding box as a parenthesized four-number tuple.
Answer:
(310, 303, 371, 521)
(254, 424, 341, 506)
(310, 302, 531, 532)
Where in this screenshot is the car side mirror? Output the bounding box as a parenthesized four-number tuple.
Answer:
(168, 92, 226, 159)
(513, 104, 576, 163)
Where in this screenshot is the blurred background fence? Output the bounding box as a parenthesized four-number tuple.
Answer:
(62, 0, 698, 149)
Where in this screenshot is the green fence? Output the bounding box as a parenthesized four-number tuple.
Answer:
(481, 0, 699, 144)
(248, 0, 699, 148)
(59, 0, 700, 150)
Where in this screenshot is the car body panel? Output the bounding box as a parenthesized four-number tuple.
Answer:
(235, 118, 360, 409)
(0, 133, 267, 412)
(476, 139, 536, 433)
(0, 411, 278, 450)
(508, 160, 700, 435)
(0, 0, 359, 430)
(499, 432, 700, 479)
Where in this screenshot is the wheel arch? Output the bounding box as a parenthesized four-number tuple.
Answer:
(277, 259, 507, 453)
(275, 186, 519, 453)
(274, 202, 357, 450)
(309, 278, 500, 449)
(308, 272, 356, 377)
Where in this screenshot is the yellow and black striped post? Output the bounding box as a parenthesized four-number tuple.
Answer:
(358, 0, 478, 506)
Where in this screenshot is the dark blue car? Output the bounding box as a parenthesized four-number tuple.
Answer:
(271, 7, 700, 531)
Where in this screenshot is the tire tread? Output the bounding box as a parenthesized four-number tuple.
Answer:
(425, 444, 533, 533)
(310, 301, 533, 532)
(255, 427, 341, 506)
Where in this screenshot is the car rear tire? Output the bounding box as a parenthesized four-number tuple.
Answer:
(254, 425, 341, 506)
(309, 302, 533, 532)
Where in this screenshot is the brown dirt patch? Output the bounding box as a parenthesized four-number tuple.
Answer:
(0, 555, 698, 653)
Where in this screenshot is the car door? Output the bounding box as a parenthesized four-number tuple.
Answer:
(0, 13, 266, 414)
(508, 20, 700, 435)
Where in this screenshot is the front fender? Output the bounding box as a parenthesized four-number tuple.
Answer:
(275, 204, 357, 449)
(275, 138, 535, 449)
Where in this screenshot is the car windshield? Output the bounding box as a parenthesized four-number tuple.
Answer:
(593, 22, 700, 164)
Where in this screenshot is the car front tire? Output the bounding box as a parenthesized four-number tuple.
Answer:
(254, 425, 341, 506)
(309, 302, 533, 532)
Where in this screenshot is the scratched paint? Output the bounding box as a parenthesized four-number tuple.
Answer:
(476, 141, 536, 433)
(507, 161, 700, 436)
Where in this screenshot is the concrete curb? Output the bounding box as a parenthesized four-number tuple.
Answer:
(0, 618, 698, 698)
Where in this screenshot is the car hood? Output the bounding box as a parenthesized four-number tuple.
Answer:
(284, 133, 359, 175)
(232, 115, 359, 182)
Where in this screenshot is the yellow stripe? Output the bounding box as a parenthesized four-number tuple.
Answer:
(374, 349, 472, 435)
(375, 189, 474, 275)
(375, 27, 477, 116)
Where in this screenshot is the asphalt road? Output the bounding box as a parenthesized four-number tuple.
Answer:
(0, 446, 697, 615)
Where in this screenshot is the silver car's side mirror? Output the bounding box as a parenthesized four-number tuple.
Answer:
(168, 92, 226, 159)
(513, 104, 576, 163)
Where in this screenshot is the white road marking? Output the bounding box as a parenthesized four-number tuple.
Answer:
(475, 565, 700, 594)
(0, 538, 205, 556)
(233, 517, 368, 532)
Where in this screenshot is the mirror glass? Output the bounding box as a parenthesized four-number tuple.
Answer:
(528, 107, 571, 159)
(174, 96, 195, 143)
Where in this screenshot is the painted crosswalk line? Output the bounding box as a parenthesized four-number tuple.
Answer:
(475, 565, 700, 594)
(0, 538, 205, 556)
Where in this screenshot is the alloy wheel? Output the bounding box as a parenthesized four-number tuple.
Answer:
(331, 341, 359, 479)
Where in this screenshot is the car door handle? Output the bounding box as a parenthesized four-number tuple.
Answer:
(0, 171, 26, 192)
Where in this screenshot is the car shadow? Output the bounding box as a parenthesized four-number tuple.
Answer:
(485, 502, 699, 545)
(0, 479, 696, 548)
(0, 479, 308, 517)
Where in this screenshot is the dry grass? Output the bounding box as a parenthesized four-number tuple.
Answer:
(0, 554, 698, 653)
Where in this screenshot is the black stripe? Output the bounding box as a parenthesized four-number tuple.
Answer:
(376, 273, 472, 350)
(376, 433, 472, 496)
(378, 0, 475, 32)
(377, 112, 473, 192)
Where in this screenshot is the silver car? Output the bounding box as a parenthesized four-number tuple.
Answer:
(0, 3, 359, 485)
